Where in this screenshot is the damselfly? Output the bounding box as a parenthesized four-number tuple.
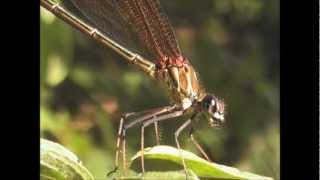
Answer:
(41, 0, 225, 177)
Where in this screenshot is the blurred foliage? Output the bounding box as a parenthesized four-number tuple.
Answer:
(40, 0, 279, 179)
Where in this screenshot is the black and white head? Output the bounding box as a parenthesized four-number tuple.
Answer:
(201, 94, 225, 127)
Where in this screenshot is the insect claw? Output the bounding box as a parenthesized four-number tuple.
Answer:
(106, 166, 118, 177)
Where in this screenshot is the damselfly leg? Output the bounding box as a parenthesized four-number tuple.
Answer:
(109, 105, 181, 176)
(151, 114, 214, 179)
(142, 114, 206, 179)
(139, 108, 186, 174)
(110, 107, 215, 178)
(189, 128, 211, 162)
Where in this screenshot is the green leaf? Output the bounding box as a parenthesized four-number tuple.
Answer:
(131, 146, 273, 180)
(109, 169, 199, 180)
(40, 138, 94, 180)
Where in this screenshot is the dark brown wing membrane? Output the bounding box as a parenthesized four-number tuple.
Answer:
(68, 0, 185, 66)
(145, 0, 182, 58)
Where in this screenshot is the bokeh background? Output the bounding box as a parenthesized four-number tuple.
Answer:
(40, 0, 279, 179)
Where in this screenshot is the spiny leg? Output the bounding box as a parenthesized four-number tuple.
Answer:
(174, 119, 192, 179)
(140, 122, 146, 173)
(125, 105, 173, 145)
(140, 115, 164, 173)
(122, 129, 127, 175)
(111, 106, 173, 174)
(134, 114, 205, 178)
(123, 107, 175, 172)
(108, 112, 135, 176)
(189, 128, 211, 162)
(118, 106, 179, 174)
(115, 114, 129, 170)
(128, 108, 185, 174)
(124, 106, 176, 129)
(140, 111, 190, 177)
(154, 121, 160, 145)
(108, 113, 133, 177)
(140, 117, 161, 173)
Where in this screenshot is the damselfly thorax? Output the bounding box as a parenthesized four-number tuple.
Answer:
(156, 59, 205, 109)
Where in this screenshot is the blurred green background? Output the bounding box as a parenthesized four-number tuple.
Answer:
(40, 0, 279, 179)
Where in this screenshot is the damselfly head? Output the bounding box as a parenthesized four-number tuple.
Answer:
(201, 94, 225, 127)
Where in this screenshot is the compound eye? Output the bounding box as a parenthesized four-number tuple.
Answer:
(203, 101, 210, 109)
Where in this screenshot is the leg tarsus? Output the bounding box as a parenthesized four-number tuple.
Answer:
(122, 129, 127, 175)
(154, 121, 160, 145)
(115, 112, 137, 171)
(115, 115, 125, 169)
(188, 119, 212, 162)
(189, 133, 211, 162)
(106, 166, 118, 177)
(174, 119, 192, 179)
(141, 123, 146, 173)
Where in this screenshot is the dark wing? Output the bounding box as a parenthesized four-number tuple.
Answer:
(67, 0, 186, 67)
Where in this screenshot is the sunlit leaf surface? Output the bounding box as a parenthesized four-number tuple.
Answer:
(131, 146, 273, 180)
